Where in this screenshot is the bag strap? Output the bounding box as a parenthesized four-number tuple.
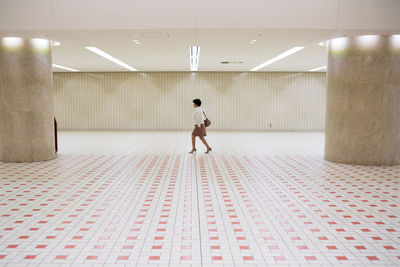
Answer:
(203, 111, 208, 119)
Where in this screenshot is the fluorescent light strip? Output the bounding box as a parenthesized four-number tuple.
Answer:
(250, 46, 304, 71)
(190, 46, 200, 71)
(309, 66, 327, 72)
(85, 46, 137, 71)
(52, 64, 79, 72)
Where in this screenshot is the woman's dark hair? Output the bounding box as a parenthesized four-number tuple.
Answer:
(193, 99, 201, 107)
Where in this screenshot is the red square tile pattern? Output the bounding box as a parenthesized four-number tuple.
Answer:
(0, 132, 398, 266)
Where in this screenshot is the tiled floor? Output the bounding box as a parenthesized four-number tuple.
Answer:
(0, 131, 399, 267)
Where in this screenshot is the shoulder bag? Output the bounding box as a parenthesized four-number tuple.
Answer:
(203, 111, 211, 127)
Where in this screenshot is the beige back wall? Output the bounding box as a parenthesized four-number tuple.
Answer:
(53, 72, 326, 131)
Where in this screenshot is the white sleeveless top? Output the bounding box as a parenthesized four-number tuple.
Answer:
(193, 107, 205, 126)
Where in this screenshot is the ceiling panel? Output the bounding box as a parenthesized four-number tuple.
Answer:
(1, 0, 400, 30)
(1, 0, 399, 72)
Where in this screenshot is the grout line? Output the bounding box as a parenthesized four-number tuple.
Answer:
(194, 153, 203, 267)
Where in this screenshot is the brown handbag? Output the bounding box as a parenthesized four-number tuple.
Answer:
(203, 111, 211, 127)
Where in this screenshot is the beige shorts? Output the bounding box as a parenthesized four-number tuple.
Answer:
(192, 124, 206, 137)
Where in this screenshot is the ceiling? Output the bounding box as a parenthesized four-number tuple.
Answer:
(1, 0, 400, 72)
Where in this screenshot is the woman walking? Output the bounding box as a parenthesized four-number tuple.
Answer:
(189, 99, 212, 154)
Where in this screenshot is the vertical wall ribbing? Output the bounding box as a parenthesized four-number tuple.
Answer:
(53, 72, 326, 131)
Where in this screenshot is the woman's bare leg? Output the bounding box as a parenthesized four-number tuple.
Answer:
(199, 136, 211, 150)
(191, 135, 196, 150)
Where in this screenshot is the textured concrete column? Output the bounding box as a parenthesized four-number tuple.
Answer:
(325, 35, 400, 166)
(0, 37, 56, 162)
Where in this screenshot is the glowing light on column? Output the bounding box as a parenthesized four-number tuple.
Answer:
(390, 35, 400, 49)
(31, 38, 50, 50)
(2, 37, 23, 47)
(330, 37, 348, 51)
(356, 35, 380, 49)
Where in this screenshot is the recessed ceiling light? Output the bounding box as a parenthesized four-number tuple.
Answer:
(86, 46, 137, 71)
(318, 40, 329, 47)
(309, 66, 327, 72)
(250, 46, 304, 71)
(51, 41, 61, 47)
(52, 64, 78, 72)
(190, 46, 200, 71)
(251, 40, 257, 42)
(220, 61, 244, 64)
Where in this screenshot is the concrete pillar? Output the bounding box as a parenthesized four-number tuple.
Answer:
(0, 37, 56, 162)
(325, 35, 400, 166)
